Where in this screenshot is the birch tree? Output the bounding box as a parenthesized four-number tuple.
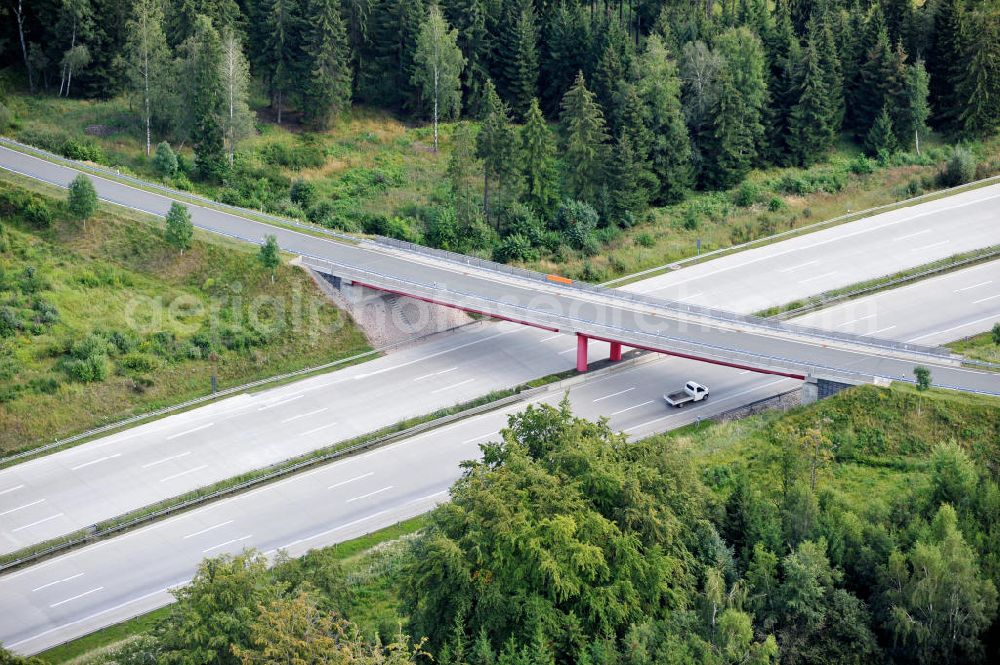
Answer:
(219, 28, 253, 166)
(126, 0, 169, 156)
(412, 5, 465, 151)
(12, 0, 34, 93)
(57, 0, 93, 98)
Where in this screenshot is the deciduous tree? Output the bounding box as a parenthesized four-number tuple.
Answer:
(412, 4, 465, 151)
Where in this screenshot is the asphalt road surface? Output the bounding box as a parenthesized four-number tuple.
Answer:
(3, 260, 999, 653)
(0, 145, 996, 390)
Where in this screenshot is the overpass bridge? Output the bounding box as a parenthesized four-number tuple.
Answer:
(1, 141, 998, 395)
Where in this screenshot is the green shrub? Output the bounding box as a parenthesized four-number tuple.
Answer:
(120, 352, 161, 373)
(635, 233, 655, 248)
(154, 142, 179, 178)
(0, 102, 13, 130)
(940, 146, 977, 187)
(289, 179, 317, 209)
(493, 233, 538, 263)
(734, 181, 761, 207)
(261, 142, 326, 170)
(426, 207, 458, 250)
(27, 376, 61, 395)
(555, 200, 599, 250)
(61, 138, 106, 163)
(23, 200, 52, 227)
(65, 354, 110, 382)
(767, 196, 786, 212)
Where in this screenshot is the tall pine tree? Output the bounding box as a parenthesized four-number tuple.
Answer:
(476, 80, 519, 223)
(187, 16, 226, 180)
(520, 98, 560, 222)
(787, 38, 835, 166)
(559, 71, 610, 206)
(301, 0, 352, 129)
(701, 65, 755, 189)
(502, 3, 540, 120)
(957, 9, 1000, 138)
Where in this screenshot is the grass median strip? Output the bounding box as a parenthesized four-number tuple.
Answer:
(753, 245, 1000, 320)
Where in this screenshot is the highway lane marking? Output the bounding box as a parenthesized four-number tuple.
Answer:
(676, 292, 704, 302)
(462, 431, 499, 444)
(183, 520, 234, 539)
(328, 472, 375, 490)
(893, 229, 933, 241)
(911, 240, 950, 252)
(70, 453, 122, 471)
(906, 313, 1000, 342)
(165, 423, 214, 440)
(972, 294, 1000, 304)
(203, 534, 253, 553)
(32, 573, 84, 592)
(7, 578, 188, 649)
(12, 513, 65, 532)
(623, 379, 791, 434)
(346, 486, 394, 503)
(431, 378, 475, 394)
(558, 347, 577, 355)
(777, 260, 819, 273)
(955, 280, 992, 292)
(272, 509, 392, 552)
(593, 387, 636, 402)
(539, 334, 562, 342)
(282, 408, 329, 423)
(351, 328, 520, 380)
(49, 586, 104, 608)
(301, 422, 339, 436)
(407, 490, 449, 504)
(836, 314, 876, 328)
(141, 451, 192, 469)
(0, 484, 25, 496)
(610, 401, 655, 416)
(258, 394, 304, 410)
(414, 367, 458, 381)
(870, 325, 897, 335)
(798, 271, 838, 284)
(0, 499, 45, 516)
(159, 465, 208, 482)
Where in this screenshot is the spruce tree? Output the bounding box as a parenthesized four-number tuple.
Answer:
(864, 105, 899, 157)
(502, 4, 539, 120)
(854, 8, 906, 139)
(815, 12, 845, 133)
(715, 27, 768, 163)
(636, 35, 692, 204)
(301, 0, 352, 130)
(788, 39, 835, 167)
(762, 3, 799, 165)
(926, 0, 965, 132)
(520, 98, 560, 222)
(540, 2, 591, 116)
(592, 34, 628, 130)
(607, 132, 648, 226)
(188, 16, 226, 181)
(559, 72, 610, 206)
(263, 0, 302, 124)
(957, 11, 1000, 138)
(701, 66, 755, 189)
(476, 80, 519, 224)
(451, 0, 491, 116)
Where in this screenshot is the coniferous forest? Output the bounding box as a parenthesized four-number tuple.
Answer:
(1, 0, 998, 268)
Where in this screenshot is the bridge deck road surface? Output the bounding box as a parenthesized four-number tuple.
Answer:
(3, 260, 1000, 654)
(0, 146, 997, 391)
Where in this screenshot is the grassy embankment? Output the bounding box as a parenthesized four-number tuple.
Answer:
(0, 175, 369, 454)
(949, 331, 1000, 365)
(39, 384, 1000, 663)
(3, 90, 998, 282)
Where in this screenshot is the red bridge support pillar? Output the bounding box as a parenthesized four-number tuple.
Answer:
(609, 342, 623, 362)
(576, 334, 589, 372)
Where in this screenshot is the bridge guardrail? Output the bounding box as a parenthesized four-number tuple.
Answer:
(0, 137, 975, 363)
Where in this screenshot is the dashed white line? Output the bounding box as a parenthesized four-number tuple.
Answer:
(70, 453, 122, 471)
(893, 229, 933, 241)
(778, 260, 819, 273)
(282, 408, 329, 423)
(431, 378, 475, 394)
(610, 401, 655, 416)
(0, 499, 46, 516)
(414, 367, 458, 381)
(593, 387, 636, 402)
(407, 490, 448, 505)
(49, 586, 104, 608)
(558, 347, 577, 355)
(346, 486, 394, 503)
(258, 394, 304, 410)
(202, 534, 252, 553)
(955, 280, 992, 293)
(870, 325, 897, 335)
(328, 472, 374, 490)
(33, 573, 84, 592)
(539, 334, 562, 342)
(462, 431, 498, 444)
(836, 314, 875, 328)
(159, 465, 208, 482)
(183, 520, 234, 539)
(676, 292, 704, 302)
(798, 271, 838, 284)
(911, 240, 950, 252)
(972, 294, 1000, 304)
(0, 484, 25, 496)
(275, 510, 392, 551)
(907, 313, 1000, 342)
(165, 423, 214, 440)
(141, 451, 192, 469)
(301, 422, 339, 436)
(12, 513, 65, 532)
